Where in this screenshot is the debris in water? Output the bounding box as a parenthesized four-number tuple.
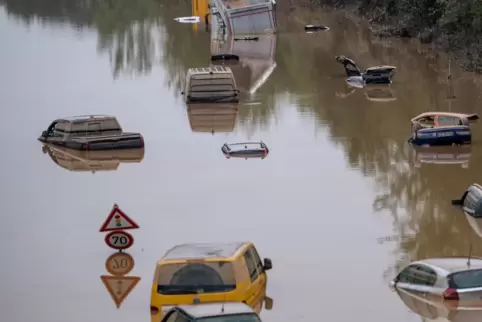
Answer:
(234, 37, 259, 41)
(174, 16, 200, 23)
(304, 25, 330, 32)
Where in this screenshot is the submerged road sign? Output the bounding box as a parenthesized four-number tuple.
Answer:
(105, 252, 135, 276)
(100, 204, 140, 232)
(101, 275, 141, 308)
(105, 231, 134, 251)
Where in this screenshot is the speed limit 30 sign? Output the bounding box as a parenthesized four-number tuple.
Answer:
(105, 231, 134, 250)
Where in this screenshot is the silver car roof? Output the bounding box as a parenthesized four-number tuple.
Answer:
(413, 257, 482, 275)
(177, 302, 255, 318)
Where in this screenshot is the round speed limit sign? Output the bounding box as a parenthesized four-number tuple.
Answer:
(105, 231, 134, 250)
(105, 252, 135, 276)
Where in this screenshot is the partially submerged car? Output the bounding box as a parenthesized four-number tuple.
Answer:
(150, 242, 273, 318)
(390, 258, 482, 304)
(41, 143, 144, 172)
(396, 287, 482, 322)
(160, 302, 262, 322)
(221, 142, 269, 159)
(182, 66, 240, 103)
(335, 55, 396, 85)
(452, 183, 482, 217)
(408, 112, 479, 146)
(38, 115, 144, 150)
(412, 145, 471, 168)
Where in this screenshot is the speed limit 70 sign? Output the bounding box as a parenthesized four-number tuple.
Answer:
(105, 231, 134, 250)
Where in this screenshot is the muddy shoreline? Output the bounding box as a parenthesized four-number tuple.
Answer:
(279, 0, 482, 73)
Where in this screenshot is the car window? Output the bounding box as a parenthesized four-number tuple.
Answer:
(87, 122, 101, 132)
(449, 269, 482, 289)
(244, 247, 259, 282)
(249, 247, 264, 273)
(438, 116, 460, 126)
(416, 264, 437, 286)
(398, 264, 437, 286)
(156, 262, 236, 295)
(197, 313, 261, 322)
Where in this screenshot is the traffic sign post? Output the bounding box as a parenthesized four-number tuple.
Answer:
(105, 231, 134, 251)
(105, 252, 135, 276)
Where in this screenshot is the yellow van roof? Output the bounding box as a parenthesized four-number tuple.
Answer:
(159, 242, 248, 263)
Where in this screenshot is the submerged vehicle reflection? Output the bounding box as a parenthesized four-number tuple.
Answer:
(210, 32, 277, 95)
(396, 288, 482, 322)
(411, 145, 471, 168)
(42, 144, 144, 172)
(187, 103, 238, 133)
(150, 242, 273, 320)
(336, 84, 397, 102)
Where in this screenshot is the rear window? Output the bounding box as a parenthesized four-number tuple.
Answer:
(449, 269, 482, 289)
(157, 262, 236, 295)
(228, 143, 262, 152)
(197, 313, 261, 322)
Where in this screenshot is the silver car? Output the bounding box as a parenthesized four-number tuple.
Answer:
(161, 302, 261, 322)
(390, 258, 482, 303)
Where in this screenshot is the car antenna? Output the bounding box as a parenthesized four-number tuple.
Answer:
(467, 244, 473, 267)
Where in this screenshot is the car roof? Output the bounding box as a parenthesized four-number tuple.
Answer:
(57, 115, 115, 123)
(415, 257, 482, 274)
(226, 142, 263, 146)
(160, 242, 248, 262)
(411, 112, 467, 120)
(365, 65, 396, 71)
(178, 302, 255, 318)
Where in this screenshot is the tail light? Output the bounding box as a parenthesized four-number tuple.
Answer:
(150, 306, 159, 314)
(443, 288, 459, 300)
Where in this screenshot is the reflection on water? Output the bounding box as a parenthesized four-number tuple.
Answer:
(411, 146, 471, 169)
(187, 104, 238, 133)
(42, 144, 145, 172)
(396, 289, 482, 322)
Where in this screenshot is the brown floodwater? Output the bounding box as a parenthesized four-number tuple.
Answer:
(2, 0, 482, 321)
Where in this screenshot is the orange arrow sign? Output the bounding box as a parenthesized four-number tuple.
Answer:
(101, 275, 141, 308)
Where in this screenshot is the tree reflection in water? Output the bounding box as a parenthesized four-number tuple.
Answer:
(5, 0, 482, 282)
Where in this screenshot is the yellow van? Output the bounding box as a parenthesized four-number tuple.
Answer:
(150, 242, 273, 317)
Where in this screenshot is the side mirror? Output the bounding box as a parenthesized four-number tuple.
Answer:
(264, 296, 273, 310)
(263, 258, 272, 271)
(389, 279, 396, 291)
(42, 130, 48, 137)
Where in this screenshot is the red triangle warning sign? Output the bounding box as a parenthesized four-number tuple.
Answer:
(101, 275, 141, 308)
(100, 204, 140, 232)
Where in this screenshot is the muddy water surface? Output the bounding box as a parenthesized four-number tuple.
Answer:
(2, 1, 482, 321)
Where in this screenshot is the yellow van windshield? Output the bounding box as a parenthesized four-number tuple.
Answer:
(157, 262, 236, 295)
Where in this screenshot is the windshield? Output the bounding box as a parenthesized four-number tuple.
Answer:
(229, 143, 262, 151)
(157, 262, 236, 295)
(449, 269, 482, 289)
(197, 313, 261, 322)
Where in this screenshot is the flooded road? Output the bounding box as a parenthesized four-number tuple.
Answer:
(2, 0, 482, 321)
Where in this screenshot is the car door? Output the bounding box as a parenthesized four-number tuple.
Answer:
(242, 246, 266, 309)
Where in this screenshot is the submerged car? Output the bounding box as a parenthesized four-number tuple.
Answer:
(390, 258, 482, 303)
(182, 66, 240, 103)
(396, 287, 482, 321)
(150, 242, 273, 318)
(452, 183, 482, 218)
(412, 145, 471, 168)
(38, 115, 144, 150)
(160, 303, 262, 322)
(42, 143, 144, 172)
(408, 112, 479, 146)
(335, 55, 396, 85)
(221, 142, 269, 159)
